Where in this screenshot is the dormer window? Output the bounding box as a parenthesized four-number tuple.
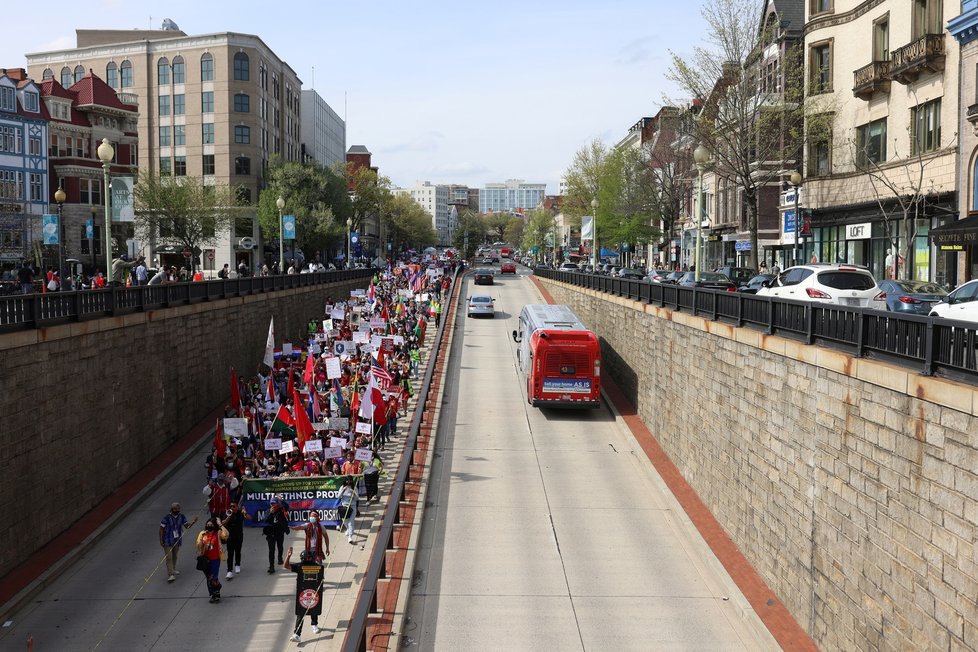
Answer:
(22, 91, 39, 112)
(0, 85, 15, 112)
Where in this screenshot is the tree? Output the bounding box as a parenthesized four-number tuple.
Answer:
(482, 212, 512, 242)
(384, 193, 437, 253)
(521, 209, 556, 260)
(133, 173, 239, 269)
(452, 210, 487, 260)
(666, 0, 814, 270)
(346, 163, 392, 234)
(503, 217, 524, 247)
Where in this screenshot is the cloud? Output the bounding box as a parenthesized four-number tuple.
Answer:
(378, 131, 444, 155)
(427, 162, 491, 178)
(616, 36, 658, 65)
(34, 35, 74, 53)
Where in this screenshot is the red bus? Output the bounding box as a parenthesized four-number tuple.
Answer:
(512, 304, 601, 408)
(500, 247, 512, 258)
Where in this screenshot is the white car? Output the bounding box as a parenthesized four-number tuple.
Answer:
(929, 279, 978, 323)
(558, 262, 579, 272)
(756, 264, 886, 309)
(467, 294, 495, 318)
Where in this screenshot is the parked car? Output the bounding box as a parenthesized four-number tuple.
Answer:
(877, 280, 948, 314)
(756, 264, 886, 309)
(500, 261, 517, 274)
(473, 268, 495, 285)
(714, 266, 755, 287)
(738, 274, 775, 294)
(929, 279, 978, 322)
(645, 269, 672, 283)
(558, 262, 579, 272)
(662, 270, 686, 284)
(676, 271, 738, 291)
(617, 267, 646, 280)
(467, 294, 495, 318)
(481, 256, 494, 265)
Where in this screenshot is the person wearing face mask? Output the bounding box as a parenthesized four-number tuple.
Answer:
(223, 503, 251, 579)
(302, 512, 330, 562)
(159, 502, 198, 583)
(195, 517, 229, 603)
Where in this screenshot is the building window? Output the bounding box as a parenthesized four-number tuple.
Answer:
(0, 126, 20, 152)
(809, 42, 832, 94)
(75, 137, 84, 157)
(29, 173, 43, 201)
(873, 16, 889, 61)
(174, 125, 186, 146)
(233, 52, 250, 81)
(200, 53, 214, 81)
(808, 129, 832, 176)
(160, 157, 171, 176)
(234, 93, 250, 113)
(173, 94, 185, 115)
(42, 68, 53, 81)
(912, 0, 943, 39)
(79, 178, 101, 205)
(80, 224, 102, 254)
(159, 95, 171, 116)
(810, 0, 833, 15)
(856, 118, 887, 167)
(911, 98, 941, 155)
(120, 61, 133, 88)
(159, 126, 171, 146)
(172, 56, 185, 84)
(174, 156, 187, 176)
(0, 170, 23, 199)
(60, 67, 72, 87)
(106, 62, 118, 88)
(202, 123, 215, 144)
(201, 91, 214, 113)
(158, 57, 170, 85)
(235, 156, 251, 175)
(234, 125, 251, 144)
(0, 89, 15, 113)
(29, 136, 41, 155)
(74, 65, 85, 83)
(22, 91, 39, 112)
(131, 144, 138, 165)
(203, 154, 215, 176)
(235, 186, 252, 205)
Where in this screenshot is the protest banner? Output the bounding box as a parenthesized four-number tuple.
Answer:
(223, 418, 249, 438)
(328, 417, 349, 431)
(241, 476, 350, 526)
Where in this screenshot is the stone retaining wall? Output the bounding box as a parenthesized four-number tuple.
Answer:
(540, 278, 978, 652)
(0, 278, 366, 580)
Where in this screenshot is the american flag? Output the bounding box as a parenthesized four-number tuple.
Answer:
(411, 271, 426, 294)
(371, 360, 393, 391)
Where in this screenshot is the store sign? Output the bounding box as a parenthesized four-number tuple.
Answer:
(735, 240, 752, 252)
(846, 222, 872, 240)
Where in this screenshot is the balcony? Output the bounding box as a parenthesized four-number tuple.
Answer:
(890, 33, 946, 84)
(852, 61, 892, 100)
(967, 103, 978, 129)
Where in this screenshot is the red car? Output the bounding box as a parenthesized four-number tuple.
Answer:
(500, 261, 517, 274)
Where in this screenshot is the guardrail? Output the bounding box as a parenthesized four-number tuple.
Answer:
(0, 269, 375, 333)
(343, 266, 460, 652)
(536, 269, 978, 384)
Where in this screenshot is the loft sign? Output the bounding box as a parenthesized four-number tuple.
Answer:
(846, 222, 872, 240)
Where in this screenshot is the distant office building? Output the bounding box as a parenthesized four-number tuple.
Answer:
(26, 25, 303, 273)
(479, 179, 546, 214)
(301, 89, 344, 169)
(393, 181, 451, 245)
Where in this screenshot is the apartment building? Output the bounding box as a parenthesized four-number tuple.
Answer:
(300, 89, 345, 170)
(948, 1, 978, 282)
(479, 179, 546, 214)
(393, 181, 450, 245)
(803, 0, 958, 284)
(25, 27, 303, 273)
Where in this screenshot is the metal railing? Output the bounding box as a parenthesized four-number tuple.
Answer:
(536, 269, 978, 383)
(0, 269, 375, 333)
(343, 266, 460, 651)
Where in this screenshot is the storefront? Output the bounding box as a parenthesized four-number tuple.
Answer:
(929, 213, 978, 286)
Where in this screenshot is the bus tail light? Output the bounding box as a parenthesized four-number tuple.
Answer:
(594, 359, 600, 377)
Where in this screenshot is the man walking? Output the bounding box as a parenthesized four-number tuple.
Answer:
(223, 502, 250, 579)
(337, 477, 359, 544)
(284, 547, 325, 642)
(264, 500, 290, 573)
(17, 262, 33, 294)
(159, 502, 198, 582)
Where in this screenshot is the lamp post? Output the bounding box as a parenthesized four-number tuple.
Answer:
(276, 195, 285, 274)
(54, 185, 66, 287)
(346, 217, 353, 268)
(789, 170, 802, 268)
(89, 206, 96, 272)
(590, 197, 599, 272)
(693, 144, 710, 282)
(97, 138, 114, 281)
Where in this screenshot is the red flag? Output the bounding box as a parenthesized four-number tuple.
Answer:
(266, 374, 276, 402)
(349, 386, 360, 421)
(303, 353, 315, 387)
(230, 368, 241, 412)
(293, 389, 314, 453)
(214, 419, 226, 457)
(270, 404, 296, 435)
(286, 364, 295, 399)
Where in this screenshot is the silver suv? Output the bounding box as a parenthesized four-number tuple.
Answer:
(756, 263, 886, 309)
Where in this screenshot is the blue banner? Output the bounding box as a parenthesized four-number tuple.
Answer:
(42, 214, 59, 245)
(242, 476, 360, 527)
(542, 378, 592, 394)
(283, 214, 296, 240)
(85, 219, 94, 239)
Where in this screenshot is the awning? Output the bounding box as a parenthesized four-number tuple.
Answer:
(929, 214, 978, 250)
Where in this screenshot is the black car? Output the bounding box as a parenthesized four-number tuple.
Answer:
(738, 274, 775, 294)
(714, 266, 755, 286)
(676, 271, 738, 291)
(617, 267, 646, 280)
(662, 270, 686, 284)
(473, 268, 495, 285)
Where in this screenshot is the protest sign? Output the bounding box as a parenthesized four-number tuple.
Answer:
(323, 446, 343, 459)
(303, 439, 323, 453)
(264, 437, 282, 451)
(280, 440, 294, 454)
(352, 331, 369, 344)
(355, 448, 373, 462)
(323, 356, 342, 379)
(333, 341, 354, 356)
(328, 417, 349, 431)
(312, 423, 331, 431)
(369, 317, 386, 329)
(223, 418, 249, 438)
(355, 421, 372, 435)
(331, 308, 345, 320)
(282, 342, 293, 355)
(330, 436, 348, 448)
(241, 476, 349, 526)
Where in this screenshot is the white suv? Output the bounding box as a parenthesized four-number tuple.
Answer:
(929, 279, 978, 323)
(756, 264, 886, 310)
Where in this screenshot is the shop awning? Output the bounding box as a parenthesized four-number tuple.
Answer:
(929, 214, 978, 250)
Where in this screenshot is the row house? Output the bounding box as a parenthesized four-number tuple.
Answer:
(0, 69, 47, 269)
(949, 0, 978, 283)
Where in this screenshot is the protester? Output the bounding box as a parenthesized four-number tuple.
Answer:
(301, 513, 330, 562)
(159, 502, 198, 582)
(283, 547, 324, 642)
(111, 255, 141, 286)
(337, 477, 359, 544)
(195, 517, 228, 603)
(223, 502, 251, 579)
(264, 501, 290, 573)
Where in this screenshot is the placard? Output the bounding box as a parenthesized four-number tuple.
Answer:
(393, 335, 404, 345)
(333, 341, 355, 356)
(324, 356, 342, 379)
(359, 343, 375, 353)
(330, 436, 348, 449)
(303, 439, 323, 452)
(323, 446, 343, 459)
(322, 319, 332, 332)
(323, 306, 333, 316)
(420, 293, 430, 302)
(223, 418, 249, 438)
(380, 337, 394, 353)
(264, 437, 282, 451)
(312, 423, 331, 431)
(351, 289, 366, 297)
(350, 313, 361, 326)
(280, 440, 294, 454)
(282, 342, 293, 355)
(355, 421, 373, 435)
(329, 329, 341, 338)
(331, 308, 345, 320)
(369, 317, 386, 329)
(328, 417, 349, 431)
(355, 448, 373, 462)
(370, 335, 383, 349)
(398, 289, 413, 298)
(352, 331, 369, 344)
(357, 322, 371, 331)
(310, 342, 321, 355)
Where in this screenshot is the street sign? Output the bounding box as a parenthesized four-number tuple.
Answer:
(783, 210, 796, 234)
(735, 240, 752, 251)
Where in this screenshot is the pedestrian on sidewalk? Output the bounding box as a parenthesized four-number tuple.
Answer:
(363, 451, 386, 503)
(195, 517, 228, 603)
(337, 477, 359, 544)
(264, 501, 290, 573)
(223, 503, 250, 579)
(159, 502, 198, 582)
(301, 513, 330, 562)
(284, 547, 325, 642)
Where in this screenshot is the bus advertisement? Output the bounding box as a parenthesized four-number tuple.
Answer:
(512, 304, 601, 408)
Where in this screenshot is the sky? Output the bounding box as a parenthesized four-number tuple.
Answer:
(1, 0, 707, 194)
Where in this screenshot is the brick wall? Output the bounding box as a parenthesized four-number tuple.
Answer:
(0, 278, 366, 580)
(540, 278, 978, 652)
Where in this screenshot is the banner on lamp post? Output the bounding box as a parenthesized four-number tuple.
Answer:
(283, 214, 296, 240)
(42, 214, 59, 245)
(580, 216, 593, 241)
(111, 176, 134, 222)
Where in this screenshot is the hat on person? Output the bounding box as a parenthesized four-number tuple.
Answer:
(171, 502, 181, 510)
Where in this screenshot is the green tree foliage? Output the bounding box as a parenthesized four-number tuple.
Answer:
(481, 212, 512, 242)
(384, 193, 438, 253)
(503, 217, 524, 248)
(520, 209, 556, 257)
(451, 210, 487, 260)
(346, 163, 392, 234)
(133, 173, 239, 256)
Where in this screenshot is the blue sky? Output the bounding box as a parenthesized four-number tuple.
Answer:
(2, 0, 706, 194)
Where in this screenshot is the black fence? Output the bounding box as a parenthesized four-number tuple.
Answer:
(536, 269, 978, 384)
(0, 269, 375, 333)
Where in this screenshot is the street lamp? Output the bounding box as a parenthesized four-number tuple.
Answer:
(789, 170, 802, 268)
(693, 144, 710, 282)
(97, 138, 114, 281)
(89, 206, 97, 273)
(54, 185, 66, 287)
(346, 217, 353, 268)
(276, 195, 285, 274)
(590, 197, 599, 272)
